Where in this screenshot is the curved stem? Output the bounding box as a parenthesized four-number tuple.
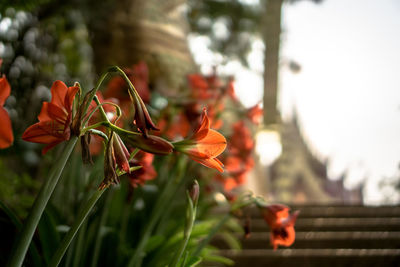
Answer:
(81, 72, 111, 122)
(49, 188, 106, 267)
(81, 122, 108, 134)
(170, 192, 197, 267)
(8, 137, 79, 267)
(82, 101, 119, 127)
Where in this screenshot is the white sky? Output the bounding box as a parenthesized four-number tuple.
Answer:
(189, 0, 400, 204)
(281, 0, 400, 204)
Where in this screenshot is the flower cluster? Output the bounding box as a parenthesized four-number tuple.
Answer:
(21, 62, 228, 190)
(18, 61, 300, 253)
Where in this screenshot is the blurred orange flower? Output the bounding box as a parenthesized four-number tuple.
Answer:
(174, 108, 226, 172)
(260, 204, 300, 250)
(22, 81, 79, 154)
(247, 104, 263, 125)
(128, 151, 157, 187)
(0, 76, 13, 148)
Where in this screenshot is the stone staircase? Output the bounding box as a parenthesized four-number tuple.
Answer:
(216, 205, 400, 266)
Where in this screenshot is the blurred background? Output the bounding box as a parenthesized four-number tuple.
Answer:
(187, 0, 400, 205)
(0, 0, 399, 212)
(1, 0, 400, 266)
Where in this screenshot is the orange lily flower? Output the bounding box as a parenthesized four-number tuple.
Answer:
(22, 81, 79, 154)
(173, 108, 227, 172)
(0, 76, 13, 148)
(260, 204, 300, 250)
(128, 151, 157, 187)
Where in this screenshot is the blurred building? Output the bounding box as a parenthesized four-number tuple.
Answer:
(269, 119, 363, 204)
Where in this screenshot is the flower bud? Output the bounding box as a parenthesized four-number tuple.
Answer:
(123, 132, 173, 155)
(113, 133, 130, 173)
(80, 132, 93, 164)
(188, 180, 200, 206)
(129, 85, 159, 137)
(100, 132, 119, 189)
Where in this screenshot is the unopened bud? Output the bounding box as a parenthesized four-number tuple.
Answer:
(81, 132, 93, 164)
(113, 133, 130, 173)
(188, 180, 200, 205)
(71, 87, 94, 136)
(123, 133, 173, 155)
(130, 90, 159, 137)
(100, 132, 119, 189)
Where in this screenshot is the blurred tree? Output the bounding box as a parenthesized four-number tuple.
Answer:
(187, 0, 322, 124)
(86, 0, 196, 92)
(187, 0, 262, 66)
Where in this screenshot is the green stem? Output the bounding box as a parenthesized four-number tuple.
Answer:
(81, 72, 110, 122)
(170, 195, 197, 267)
(90, 188, 114, 267)
(127, 158, 187, 267)
(192, 213, 231, 258)
(8, 137, 78, 267)
(72, 218, 88, 267)
(127, 179, 175, 267)
(82, 121, 108, 134)
(93, 96, 111, 122)
(49, 188, 106, 267)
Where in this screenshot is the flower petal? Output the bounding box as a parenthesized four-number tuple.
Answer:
(0, 76, 10, 106)
(194, 108, 210, 134)
(194, 129, 226, 158)
(22, 121, 65, 144)
(0, 106, 13, 148)
(50, 80, 69, 108)
(190, 156, 224, 172)
(271, 225, 295, 250)
(38, 102, 67, 124)
(64, 85, 79, 112)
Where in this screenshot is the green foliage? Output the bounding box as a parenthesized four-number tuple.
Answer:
(0, 0, 54, 13)
(0, 159, 39, 218)
(187, 0, 262, 66)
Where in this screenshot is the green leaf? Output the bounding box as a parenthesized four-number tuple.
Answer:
(189, 220, 216, 237)
(225, 217, 244, 233)
(145, 235, 165, 253)
(186, 256, 202, 267)
(38, 210, 61, 264)
(204, 254, 235, 265)
(220, 231, 242, 250)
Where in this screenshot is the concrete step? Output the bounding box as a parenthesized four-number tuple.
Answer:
(217, 249, 400, 267)
(238, 231, 400, 249)
(213, 231, 400, 249)
(249, 217, 400, 232)
(248, 205, 400, 218)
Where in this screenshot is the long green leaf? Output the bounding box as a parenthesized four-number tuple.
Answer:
(8, 137, 78, 267)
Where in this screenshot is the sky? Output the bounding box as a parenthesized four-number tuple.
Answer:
(189, 0, 400, 204)
(280, 0, 400, 204)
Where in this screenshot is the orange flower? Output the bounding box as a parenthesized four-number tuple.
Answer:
(128, 151, 157, 187)
(260, 204, 300, 250)
(0, 76, 13, 148)
(247, 104, 263, 125)
(22, 81, 79, 154)
(174, 108, 226, 172)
